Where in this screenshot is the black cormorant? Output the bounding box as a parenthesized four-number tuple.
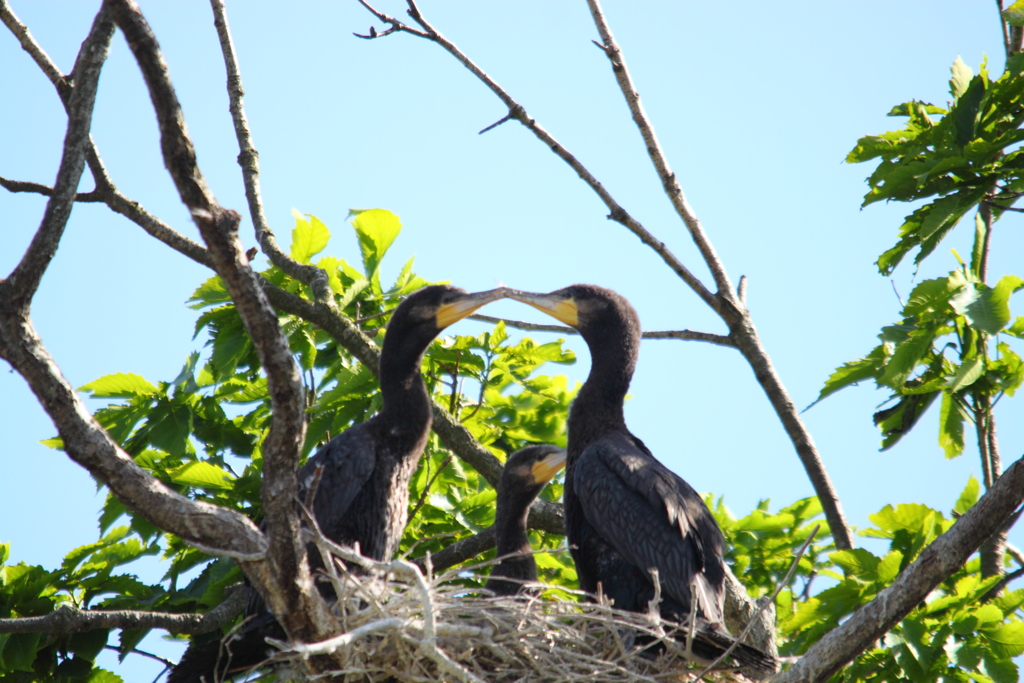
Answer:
(508, 284, 774, 672)
(169, 285, 506, 683)
(484, 445, 566, 596)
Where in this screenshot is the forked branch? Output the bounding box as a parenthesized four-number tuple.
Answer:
(355, 0, 854, 551)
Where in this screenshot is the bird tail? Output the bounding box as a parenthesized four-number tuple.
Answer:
(691, 626, 777, 678)
(167, 616, 283, 683)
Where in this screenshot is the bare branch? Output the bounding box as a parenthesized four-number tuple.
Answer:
(585, 0, 733, 300)
(0, 586, 247, 636)
(356, 0, 717, 313)
(209, 0, 332, 302)
(2, 3, 113, 308)
(775, 456, 1024, 683)
(0, 175, 104, 202)
(583, 0, 854, 550)
(0, 0, 68, 95)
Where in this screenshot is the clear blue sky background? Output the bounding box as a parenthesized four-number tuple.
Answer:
(2, 2, 1023, 680)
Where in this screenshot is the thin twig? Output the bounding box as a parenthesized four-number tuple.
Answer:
(209, 0, 333, 303)
(0, 175, 105, 201)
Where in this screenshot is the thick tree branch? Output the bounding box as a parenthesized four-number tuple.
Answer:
(775, 457, 1024, 683)
(0, 316, 268, 558)
(209, 0, 332, 302)
(0, 586, 247, 636)
(357, 0, 854, 551)
(109, 0, 336, 649)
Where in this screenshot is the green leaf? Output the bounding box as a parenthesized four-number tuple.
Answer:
(972, 212, 988, 277)
(950, 56, 974, 99)
(188, 275, 231, 309)
(937, 389, 962, 458)
(984, 622, 1024, 658)
(879, 329, 935, 389)
(812, 345, 887, 405)
(947, 357, 984, 392)
(958, 276, 1023, 334)
(2, 632, 41, 671)
(830, 548, 881, 579)
(1003, 0, 1024, 26)
(1006, 316, 1024, 339)
(79, 373, 157, 399)
(981, 655, 1018, 683)
(955, 476, 981, 514)
(877, 550, 903, 583)
(290, 210, 331, 264)
(349, 208, 402, 287)
(169, 461, 234, 491)
(68, 629, 109, 662)
(87, 669, 125, 683)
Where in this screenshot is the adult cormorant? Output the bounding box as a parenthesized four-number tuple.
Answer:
(169, 285, 506, 683)
(508, 284, 774, 672)
(484, 445, 567, 596)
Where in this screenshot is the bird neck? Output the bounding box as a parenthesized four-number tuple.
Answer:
(567, 331, 635, 454)
(378, 350, 433, 439)
(493, 493, 533, 558)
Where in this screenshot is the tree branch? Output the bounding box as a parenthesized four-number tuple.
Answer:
(357, 0, 717, 313)
(584, 0, 852, 550)
(2, 2, 113, 309)
(0, 586, 247, 636)
(0, 175, 105, 202)
(109, 0, 336, 649)
(356, 0, 854, 551)
(209, 0, 332, 303)
(469, 313, 735, 347)
(774, 456, 1024, 683)
(585, 0, 733, 300)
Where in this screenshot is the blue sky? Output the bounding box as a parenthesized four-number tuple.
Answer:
(2, 1, 1023, 680)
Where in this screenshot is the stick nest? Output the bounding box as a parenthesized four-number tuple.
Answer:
(267, 543, 760, 683)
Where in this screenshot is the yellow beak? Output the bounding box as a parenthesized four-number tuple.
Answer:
(507, 291, 579, 327)
(530, 449, 567, 484)
(435, 287, 508, 329)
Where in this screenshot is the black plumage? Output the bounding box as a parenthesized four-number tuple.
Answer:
(484, 445, 566, 596)
(509, 284, 774, 673)
(169, 285, 504, 683)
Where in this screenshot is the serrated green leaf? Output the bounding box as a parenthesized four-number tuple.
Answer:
(876, 550, 903, 583)
(937, 389, 966, 458)
(290, 210, 331, 264)
(1006, 316, 1024, 339)
(813, 345, 887, 405)
(87, 668, 125, 683)
(349, 208, 402, 288)
(955, 476, 981, 515)
(981, 655, 1018, 683)
(984, 622, 1024, 658)
(169, 461, 233, 491)
(830, 548, 881, 579)
(187, 275, 230, 309)
(79, 373, 157, 399)
(947, 357, 984, 392)
(68, 629, 109, 662)
(880, 330, 936, 389)
(950, 56, 974, 99)
(2, 632, 41, 671)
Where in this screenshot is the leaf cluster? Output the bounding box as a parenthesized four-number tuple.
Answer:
(816, 266, 1023, 455)
(848, 56, 1024, 274)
